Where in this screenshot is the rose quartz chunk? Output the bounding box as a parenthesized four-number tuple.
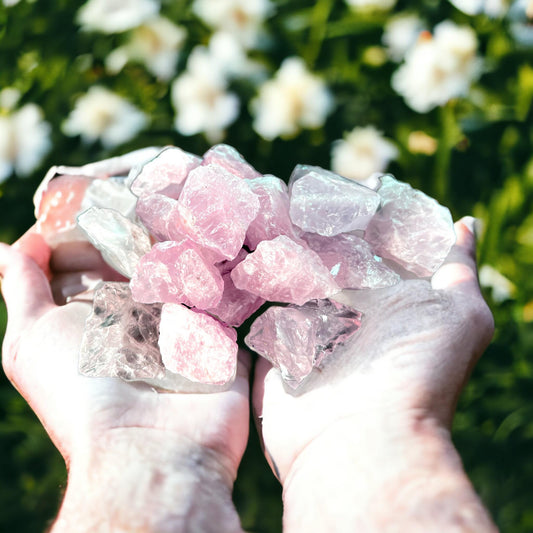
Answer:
(231, 235, 339, 305)
(289, 165, 381, 236)
(158, 303, 238, 385)
(245, 299, 362, 388)
(202, 144, 261, 180)
(35, 175, 92, 243)
(136, 193, 184, 242)
(245, 175, 302, 250)
(129, 146, 201, 199)
(303, 233, 400, 289)
(177, 164, 260, 260)
(365, 176, 456, 277)
(130, 240, 224, 308)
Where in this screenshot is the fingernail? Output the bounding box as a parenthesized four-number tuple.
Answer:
(462, 216, 482, 240)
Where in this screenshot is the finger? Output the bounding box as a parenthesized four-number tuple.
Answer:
(236, 348, 252, 381)
(431, 216, 479, 294)
(12, 228, 52, 279)
(0, 243, 55, 365)
(50, 241, 109, 273)
(51, 271, 103, 305)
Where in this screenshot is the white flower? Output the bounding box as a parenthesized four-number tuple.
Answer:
(192, 0, 273, 48)
(382, 14, 425, 62)
(106, 17, 186, 80)
(479, 264, 515, 302)
(345, 0, 396, 10)
(62, 86, 148, 148)
(509, 0, 533, 47)
(171, 46, 240, 143)
(448, 0, 507, 17)
(0, 99, 51, 183)
(3, 0, 21, 6)
(331, 126, 398, 181)
(251, 57, 333, 140)
(77, 0, 160, 34)
(392, 21, 482, 113)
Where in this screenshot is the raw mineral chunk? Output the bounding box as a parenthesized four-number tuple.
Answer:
(77, 207, 151, 278)
(289, 165, 381, 236)
(129, 146, 201, 199)
(202, 144, 261, 180)
(130, 240, 224, 308)
(364, 176, 456, 277)
(177, 164, 260, 260)
(79, 282, 164, 380)
(245, 299, 362, 388)
(81, 178, 138, 219)
(303, 233, 400, 289)
(158, 303, 238, 385)
(231, 235, 339, 305)
(136, 193, 184, 242)
(35, 175, 93, 243)
(245, 175, 302, 250)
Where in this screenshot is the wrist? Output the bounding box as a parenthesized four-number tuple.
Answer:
(53, 427, 243, 533)
(282, 412, 497, 533)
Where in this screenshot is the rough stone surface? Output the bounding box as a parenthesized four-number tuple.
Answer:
(245, 175, 302, 250)
(130, 240, 224, 308)
(303, 232, 400, 289)
(202, 144, 262, 180)
(245, 299, 362, 388)
(158, 303, 238, 385)
(231, 235, 339, 305)
(79, 282, 164, 380)
(77, 207, 152, 278)
(129, 146, 201, 199)
(136, 193, 184, 242)
(289, 165, 381, 236)
(364, 175, 456, 277)
(81, 177, 138, 219)
(177, 164, 260, 260)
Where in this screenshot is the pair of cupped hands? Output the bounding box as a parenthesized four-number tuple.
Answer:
(0, 218, 497, 533)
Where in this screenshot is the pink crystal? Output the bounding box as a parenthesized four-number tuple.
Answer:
(364, 176, 456, 277)
(130, 240, 224, 308)
(245, 299, 362, 388)
(202, 144, 262, 180)
(245, 175, 302, 250)
(289, 165, 381, 236)
(136, 193, 184, 242)
(231, 235, 339, 305)
(129, 146, 201, 199)
(303, 233, 400, 289)
(158, 303, 238, 385)
(79, 282, 164, 380)
(177, 164, 260, 260)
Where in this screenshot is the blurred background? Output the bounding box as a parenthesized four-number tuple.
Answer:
(0, 0, 532, 531)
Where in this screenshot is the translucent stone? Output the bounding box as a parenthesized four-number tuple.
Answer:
(303, 233, 400, 289)
(202, 144, 261, 180)
(245, 175, 302, 250)
(130, 240, 224, 308)
(81, 178, 138, 219)
(177, 164, 260, 260)
(245, 299, 363, 388)
(289, 165, 381, 236)
(135, 193, 184, 242)
(231, 235, 339, 305)
(77, 207, 152, 278)
(158, 303, 238, 385)
(364, 176, 456, 277)
(79, 282, 164, 380)
(129, 146, 201, 199)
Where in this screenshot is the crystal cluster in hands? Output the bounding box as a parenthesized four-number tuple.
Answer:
(34, 145, 456, 391)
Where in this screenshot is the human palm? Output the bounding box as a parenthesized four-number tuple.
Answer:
(253, 218, 494, 482)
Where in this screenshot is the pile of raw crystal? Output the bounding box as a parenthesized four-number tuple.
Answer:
(33, 145, 456, 392)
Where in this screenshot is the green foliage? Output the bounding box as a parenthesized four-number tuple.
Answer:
(0, 0, 532, 531)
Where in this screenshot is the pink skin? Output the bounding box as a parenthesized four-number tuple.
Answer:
(0, 233, 250, 486)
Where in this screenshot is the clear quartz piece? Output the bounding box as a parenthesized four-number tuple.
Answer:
(77, 206, 152, 278)
(364, 175, 456, 277)
(81, 177, 138, 219)
(289, 165, 381, 236)
(245, 299, 363, 388)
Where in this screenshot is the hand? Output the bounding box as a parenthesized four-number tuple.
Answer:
(1, 231, 249, 533)
(253, 217, 497, 532)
